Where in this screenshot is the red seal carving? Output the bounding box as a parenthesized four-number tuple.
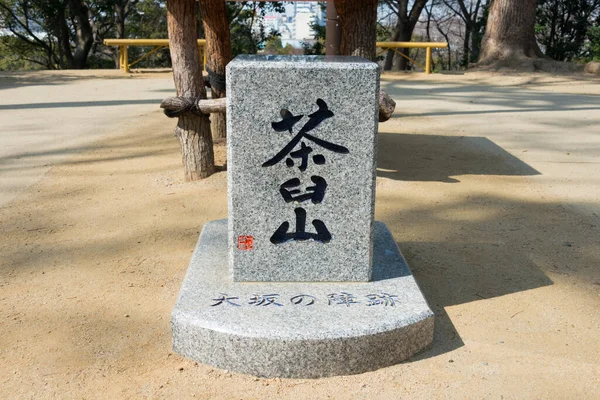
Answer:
(237, 235, 254, 251)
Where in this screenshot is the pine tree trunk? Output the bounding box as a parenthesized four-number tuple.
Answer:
(392, 29, 412, 71)
(335, 0, 378, 61)
(167, 0, 215, 180)
(462, 27, 471, 68)
(478, 0, 543, 67)
(199, 0, 232, 141)
(68, 0, 94, 69)
(114, 1, 126, 68)
(383, 23, 402, 70)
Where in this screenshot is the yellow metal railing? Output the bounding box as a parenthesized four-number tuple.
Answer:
(103, 39, 207, 73)
(104, 39, 446, 75)
(376, 42, 448, 74)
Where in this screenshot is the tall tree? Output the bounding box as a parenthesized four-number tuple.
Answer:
(382, 0, 429, 70)
(227, 1, 284, 57)
(0, 0, 113, 69)
(478, 0, 543, 67)
(536, 0, 600, 61)
(335, 0, 378, 60)
(199, 0, 232, 141)
(442, 0, 487, 66)
(167, 0, 214, 180)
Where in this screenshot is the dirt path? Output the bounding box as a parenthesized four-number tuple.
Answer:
(1, 71, 599, 399)
(0, 70, 175, 207)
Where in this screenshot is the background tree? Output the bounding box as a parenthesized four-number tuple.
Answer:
(265, 36, 296, 55)
(381, 0, 429, 70)
(335, 0, 378, 60)
(0, 0, 91, 69)
(536, 0, 600, 62)
(441, 0, 488, 66)
(302, 11, 326, 55)
(199, 0, 231, 141)
(423, 0, 460, 69)
(227, 1, 283, 57)
(478, 0, 543, 68)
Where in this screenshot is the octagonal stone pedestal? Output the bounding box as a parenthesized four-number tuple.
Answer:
(171, 219, 434, 378)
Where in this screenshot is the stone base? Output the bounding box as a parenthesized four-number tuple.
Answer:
(171, 219, 434, 378)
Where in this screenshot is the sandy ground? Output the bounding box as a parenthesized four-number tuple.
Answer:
(0, 70, 175, 207)
(1, 70, 600, 399)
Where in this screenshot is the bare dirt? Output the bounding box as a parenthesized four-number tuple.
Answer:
(1, 70, 600, 399)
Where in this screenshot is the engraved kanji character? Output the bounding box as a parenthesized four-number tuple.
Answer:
(249, 294, 283, 307)
(270, 208, 331, 244)
(279, 176, 327, 204)
(211, 294, 241, 307)
(366, 292, 399, 307)
(263, 99, 349, 170)
(290, 294, 317, 306)
(327, 292, 360, 307)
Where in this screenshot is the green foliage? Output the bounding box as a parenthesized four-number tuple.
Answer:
(0, 36, 44, 70)
(536, 0, 600, 61)
(302, 5, 325, 56)
(588, 25, 600, 61)
(227, 1, 284, 57)
(125, 0, 170, 68)
(263, 36, 295, 55)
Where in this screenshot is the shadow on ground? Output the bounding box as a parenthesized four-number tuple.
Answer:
(381, 75, 600, 119)
(0, 99, 163, 111)
(377, 132, 540, 182)
(0, 71, 141, 90)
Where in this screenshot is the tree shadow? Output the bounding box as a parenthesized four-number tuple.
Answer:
(0, 99, 163, 111)
(0, 71, 135, 91)
(381, 76, 600, 119)
(377, 132, 540, 182)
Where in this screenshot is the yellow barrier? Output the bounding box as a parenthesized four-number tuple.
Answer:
(104, 39, 446, 74)
(103, 39, 207, 73)
(376, 42, 448, 74)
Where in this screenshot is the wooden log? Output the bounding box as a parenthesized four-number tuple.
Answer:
(161, 96, 226, 117)
(161, 92, 395, 122)
(378, 90, 396, 122)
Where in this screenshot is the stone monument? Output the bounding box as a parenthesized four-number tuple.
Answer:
(172, 55, 434, 378)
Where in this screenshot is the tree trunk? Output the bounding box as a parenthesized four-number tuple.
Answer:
(462, 26, 471, 68)
(199, 0, 232, 141)
(68, 0, 94, 69)
(167, 0, 215, 180)
(58, 7, 73, 69)
(383, 0, 429, 71)
(335, 0, 378, 60)
(114, 1, 126, 68)
(383, 23, 402, 70)
(392, 29, 412, 71)
(478, 0, 543, 67)
(470, 28, 482, 63)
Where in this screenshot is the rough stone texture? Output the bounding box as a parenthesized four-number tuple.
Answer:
(584, 61, 600, 76)
(378, 90, 396, 122)
(226, 55, 380, 282)
(172, 219, 434, 378)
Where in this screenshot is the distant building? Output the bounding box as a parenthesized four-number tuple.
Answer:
(262, 4, 325, 48)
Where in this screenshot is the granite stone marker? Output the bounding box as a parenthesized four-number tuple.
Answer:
(227, 55, 379, 282)
(171, 55, 434, 378)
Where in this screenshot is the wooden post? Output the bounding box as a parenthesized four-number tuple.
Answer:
(123, 46, 129, 73)
(199, 0, 232, 141)
(335, 0, 378, 61)
(326, 1, 341, 56)
(119, 46, 126, 72)
(426, 47, 432, 74)
(166, 0, 215, 180)
(198, 45, 203, 69)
